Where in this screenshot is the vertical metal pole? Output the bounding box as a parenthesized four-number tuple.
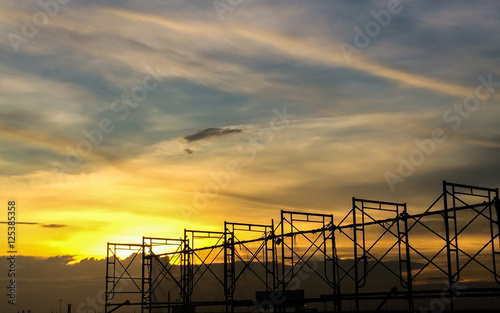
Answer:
(224, 222, 235, 313)
(403, 204, 414, 312)
(182, 231, 191, 313)
(182, 234, 186, 311)
(224, 222, 229, 313)
(142, 238, 146, 313)
(330, 215, 341, 312)
(281, 211, 286, 313)
(272, 219, 276, 292)
(323, 216, 330, 311)
(168, 291, 171, 313)
(352, 198, 359, 313)
(264, 223, 269, 292)
(335, 230, 342, 313)
(491, 189, 500, 283)
(230, 227, 234, 313)
(271, 219, 278, 313)
(443, 181, 455, 312)
(451, 184, 460, 281)
(268, 219, 276, 292)
(105, 244, 109, 313)
(496, 189, 500, 280)
(291, 213, 295, 283)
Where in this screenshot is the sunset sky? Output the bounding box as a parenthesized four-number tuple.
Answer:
(1, 0, 500, 269)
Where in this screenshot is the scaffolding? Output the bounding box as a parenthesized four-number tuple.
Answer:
(105, 181, 500, 313)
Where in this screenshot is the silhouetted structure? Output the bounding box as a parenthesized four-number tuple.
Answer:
(105, 181, 500, 312)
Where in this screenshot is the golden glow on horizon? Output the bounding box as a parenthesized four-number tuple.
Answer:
(0, 167, 203, 260)
(1, 155, 495, 262)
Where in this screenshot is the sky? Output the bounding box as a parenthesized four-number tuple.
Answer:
(0, 0, 500, 311)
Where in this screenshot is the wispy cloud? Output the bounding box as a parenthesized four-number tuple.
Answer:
(103, 8, 475, 98)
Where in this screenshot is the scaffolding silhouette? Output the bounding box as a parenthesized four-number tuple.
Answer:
(105, 181, 500, 312)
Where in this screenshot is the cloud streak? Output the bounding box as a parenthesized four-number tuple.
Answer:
(104, 8, 475, 97)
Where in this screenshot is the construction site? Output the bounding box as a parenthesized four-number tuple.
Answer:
(104, 181, 500, 313)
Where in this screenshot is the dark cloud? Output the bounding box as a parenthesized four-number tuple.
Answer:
(0, 255, 106, 313)
(184, 127, 242, 142)
(42, 224, 67, 228)
(0, 222, 66, 228)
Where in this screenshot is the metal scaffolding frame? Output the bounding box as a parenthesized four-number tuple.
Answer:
(105, 181, 500, 313)
(224, 221, 276, 313)
(106, 243, 144, 312)
(335, 199, 412, 312)
(183, 229, 227, 311)
(142, 237, 186, 313)
(279, 211, 340, 311)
